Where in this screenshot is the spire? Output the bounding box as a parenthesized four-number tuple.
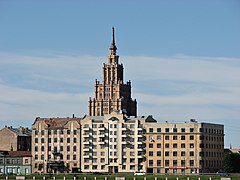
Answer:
(109, 27, 117, 54)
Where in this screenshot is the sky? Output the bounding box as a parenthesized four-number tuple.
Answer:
(0, 0, 240, 147)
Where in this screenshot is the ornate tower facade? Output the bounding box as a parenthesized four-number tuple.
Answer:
(88, 27, 137, 116)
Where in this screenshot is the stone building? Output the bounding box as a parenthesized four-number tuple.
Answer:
(0, 126, 31, 151)
(88, 27, 137, 117)
(31, 27, 225, 174)
(144, 120, 224, 174)
(31, 117, 81, 174)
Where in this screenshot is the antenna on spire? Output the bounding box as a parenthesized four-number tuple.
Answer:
(110, 26, 117, 53)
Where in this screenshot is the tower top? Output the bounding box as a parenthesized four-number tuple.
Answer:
(109, 27, 117, 54)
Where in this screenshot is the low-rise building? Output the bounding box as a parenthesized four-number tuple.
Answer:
(31, 117, 81, 174)
(0, 151, 32, 175)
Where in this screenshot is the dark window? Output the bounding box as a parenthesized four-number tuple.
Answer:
(157, 128, 161, 132)
(67, 138, 70, 143)
(149, 151, 153, 156)
(190, 151, 194, 156)
(35, 138, 38, 143)
(181, 128, 185, 132)
(149, 160, 153, 166)
(190, 128, 194, 132)
(74, 130, 77, 135)
(165, 143, 170, 148)
(173, 136, 177, 140)
(173, 128, 177, 132)
(165, 151, 169, 156)
(181, 136, 185, 140)
(157, 143, 161, 148)
(41, 138, 44, 143)
(149, 128, 153, 132)
(181, 151, 185, 156)
(41, 130, 44, 135)
(67, 130, 71, 134)
(165, 160, 169, 166)
(157, 151, 161, 156)
(149, 144, 153, 148)
(173, 151, 177, 156)
(165, 136, 170, 140)
(190, 135, 194, 140)
(165, 128, 169, 132)
(181, 143, 186, 148)
(73, 138, 77, 143)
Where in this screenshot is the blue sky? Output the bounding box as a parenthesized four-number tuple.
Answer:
(0, 0, 240, 147)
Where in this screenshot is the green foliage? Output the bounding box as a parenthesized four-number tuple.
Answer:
(224, 152, 240, 173)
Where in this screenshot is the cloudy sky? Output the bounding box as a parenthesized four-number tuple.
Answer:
(0, 0, 240, 147)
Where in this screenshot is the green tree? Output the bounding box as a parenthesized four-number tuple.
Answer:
(224, 152, 240, 173)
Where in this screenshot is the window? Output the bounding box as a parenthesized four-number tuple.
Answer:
(73, 155, 76, 160)
(130, 158, 135, 163)
(149, 144, 153, 148)
(190, 135, 194, 140)
(157, 160, 161, 166)
(60, 146, 63, 151)
(173, 143, 178, 148)
(173, 160, 177, 166)
(190, 151, 194, 156)
(165, 128, 169, 132)
(181, 136, 185, 140)
(157, 128, 161, 132)
(35, 146, 38, 151)
(73, 146, 76, 151)
(181, 151, 185, 156)
(165, 143, 170, 148)
(181, 128, 185, 132)
(54, 138, 57, 142)
(67, 146, 70, 151)
(130, 124, 135, 128)
(60, 138, 63, 142)
(190, 160, 194, 166)
(200, 136, 204, 140)
(165, 136, 170, 140)
(157, 136, 161, 140)
(173, 151, 177, 156)
(149, 160, 153, 166)
(165, 151, 169, 156)
(54, 130, 57, 134)
(41, 138, 44, 143)
(190, 143, 194, 148)
(35, 130, 38, 135)
(74, 130, 77, 135)
(67, 138, 70, 143)
(165, 160, 169, 166)
(35, 138, 38, 143)
(149, 151, 153, 156)
(190, 128, 194, 132)
(41, 130, 44, 135)
(35, 155, 38, 160)
(41, 146, 44, 151)
(157, 151, 161, 156)
(149, 128, 153, 132)
(173, 136, 177, 140)
(181, 160, 185, 166)
(181, 143, 186, 148)
(173, 128, 177, 132)
(157, 143, 161, 148)
(67, 130, 70, 134)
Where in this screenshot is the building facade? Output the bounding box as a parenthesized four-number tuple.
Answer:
(31, 117, 81, 174)
(0, 126, 31, 151)
(144, 120, 224, 174)
(88, 27, 137, 117)
(81, 111, 157, 173)
(0, 151, 32, 175)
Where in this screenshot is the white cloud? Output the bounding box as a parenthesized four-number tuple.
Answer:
(0, 52, 240, 146)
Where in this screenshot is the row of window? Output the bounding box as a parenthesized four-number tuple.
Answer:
(35, 129, 78, 135)
(83, 164, 140, 170)
(34, 154, 77, 161)
(35, 145, 77, 152)
(0, 158, 27, 164)
(35, 137, 77, 144)
(148, 127, 223, 134)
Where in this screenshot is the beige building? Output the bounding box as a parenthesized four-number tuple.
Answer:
(81, 111, 156, 173)
(144, 120, 224, 174)
(31, 27, 225, 175)
(0, 126, 31, 151)
(31, 117, 81, 174)
(88, 27, 137, 117)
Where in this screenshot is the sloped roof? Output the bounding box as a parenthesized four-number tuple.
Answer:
(1, 127, 32, 136)
(8, 151, 31, 157)
(35, 117, 81, 129)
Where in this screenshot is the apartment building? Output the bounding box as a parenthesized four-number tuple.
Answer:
(31, 117, 81, 174)
(144, 120, 224, 174)
(0, 126, 31, 151)
(81, 111, 156, 173)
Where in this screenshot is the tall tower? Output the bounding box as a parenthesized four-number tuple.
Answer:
(88, 27, 137, 116)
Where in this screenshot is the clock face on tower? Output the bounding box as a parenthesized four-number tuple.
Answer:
(88, 27, 137, 116)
